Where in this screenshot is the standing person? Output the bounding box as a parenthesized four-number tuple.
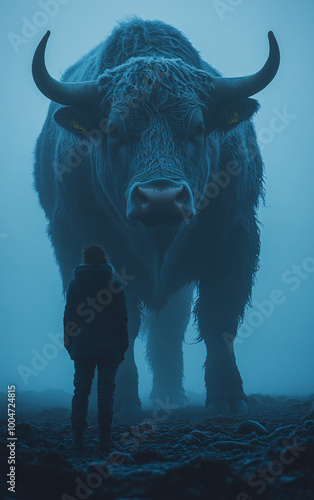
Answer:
(63, 244, 129, 452)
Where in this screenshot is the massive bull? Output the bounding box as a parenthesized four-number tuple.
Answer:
(32, 19, 280, 416)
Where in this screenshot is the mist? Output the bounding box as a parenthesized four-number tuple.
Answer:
(1, 0, 314, 402)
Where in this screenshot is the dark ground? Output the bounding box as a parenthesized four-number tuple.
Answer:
(0, 390, 314, 500)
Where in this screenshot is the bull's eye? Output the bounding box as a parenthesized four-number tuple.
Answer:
(189, 122, 205, 142)
(108, 126, 125, 147)
(109, 127, 119, 139)
(194, 123, 205, 137)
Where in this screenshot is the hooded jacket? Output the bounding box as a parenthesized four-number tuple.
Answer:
(63, 264, 129, 362)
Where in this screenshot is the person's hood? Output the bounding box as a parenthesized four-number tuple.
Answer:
(73, 264, 114, 287)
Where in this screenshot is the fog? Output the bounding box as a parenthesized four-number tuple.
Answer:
(1, 0, 313, 402)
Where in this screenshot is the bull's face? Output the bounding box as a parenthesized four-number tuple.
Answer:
(32, 31, 279, 231)
(104, 100, 208, 228)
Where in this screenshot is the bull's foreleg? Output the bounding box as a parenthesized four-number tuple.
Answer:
(197, 293, 248, 416)
(145, 285, 194, 407)
(114, 294, 142, 417)
(202, 321, 248, 416)
(197, 222, 260, 416)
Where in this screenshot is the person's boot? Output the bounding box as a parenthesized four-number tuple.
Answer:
(71, 430, 84, 452)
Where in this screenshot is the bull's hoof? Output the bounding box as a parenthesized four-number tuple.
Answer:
(207, 400, 232, 416)
(207, 398, 248, 416)
(230, 398, 249, 415)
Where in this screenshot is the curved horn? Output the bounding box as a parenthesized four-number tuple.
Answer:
(212, 31, 280, 102)
(32, 31, 98, 107)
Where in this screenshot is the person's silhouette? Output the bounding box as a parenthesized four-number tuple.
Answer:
(63, 244, 129, 451)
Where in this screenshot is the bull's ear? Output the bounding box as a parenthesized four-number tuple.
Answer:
(53, 106, 89, 135)
(212, 98, 259, 130)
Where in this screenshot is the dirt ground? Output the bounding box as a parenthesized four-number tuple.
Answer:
(0, 391, 314, 499)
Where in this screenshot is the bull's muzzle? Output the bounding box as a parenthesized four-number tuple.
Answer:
(127, 179, 195, 228)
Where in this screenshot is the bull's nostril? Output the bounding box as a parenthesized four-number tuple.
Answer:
(137, 186, 149, 204)
(127, 179, 195, 226)
(175, 186, 187, 203)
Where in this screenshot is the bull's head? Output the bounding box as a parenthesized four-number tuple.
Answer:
(32, 31, 279, 229)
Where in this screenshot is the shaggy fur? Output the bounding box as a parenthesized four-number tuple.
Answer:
(34, 18, 269, 411)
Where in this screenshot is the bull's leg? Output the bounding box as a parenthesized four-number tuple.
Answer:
(145, 285, 194, 407)
(197, 222, 260, 415)
(202, 323, 248, 416)
(114, 294, 142, 417)
(197, 293, 248, 416)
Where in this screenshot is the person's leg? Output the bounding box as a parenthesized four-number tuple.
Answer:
(97, 361, 119, 448)
(71, 359, 96, 447)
